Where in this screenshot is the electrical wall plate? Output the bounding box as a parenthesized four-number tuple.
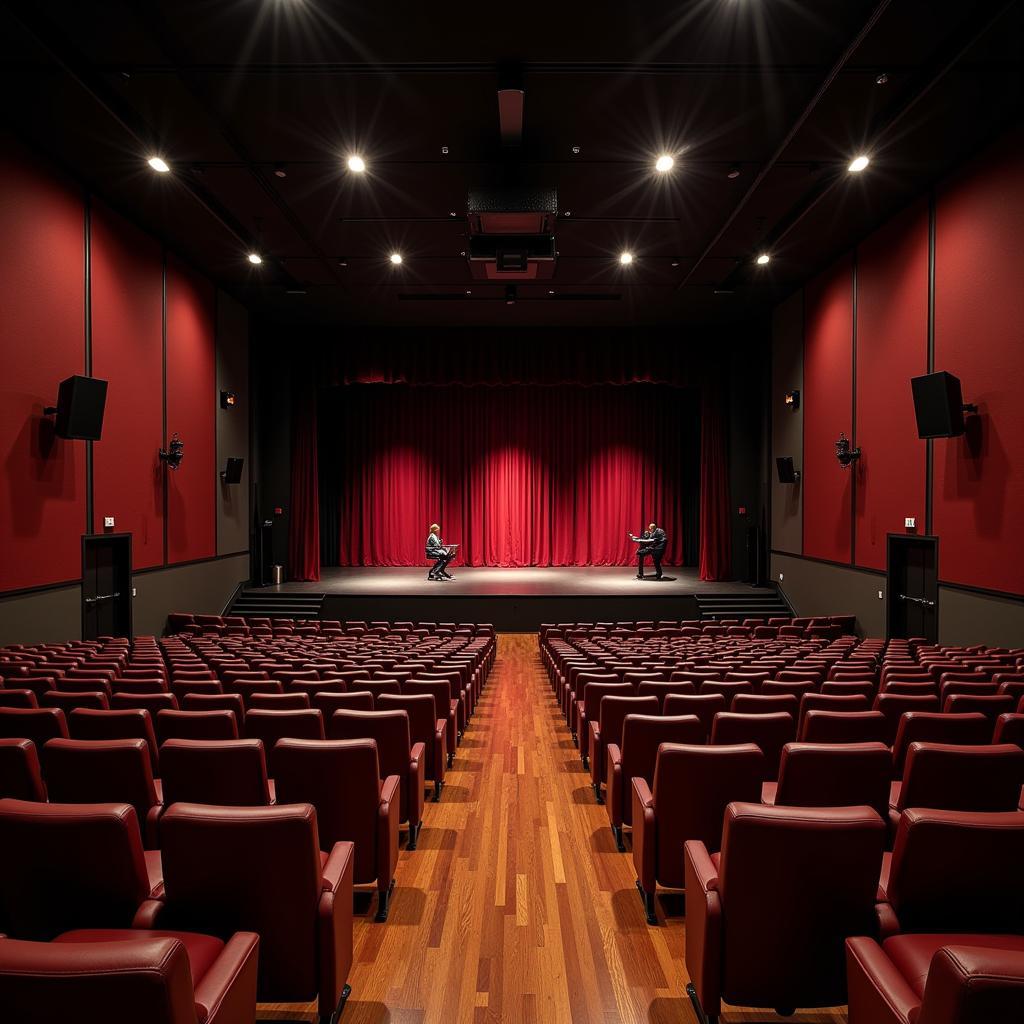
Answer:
(904, 517, 916, 528)
(103, 516, 115, 528)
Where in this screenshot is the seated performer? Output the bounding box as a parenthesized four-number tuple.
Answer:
(630, 522, 667, 580)
(425, 523, 454, 581)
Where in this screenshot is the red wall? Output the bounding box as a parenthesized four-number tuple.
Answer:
(165, 257, 216, 565)
(854, 201, 929, 571)
(802, 256, 853, 563)
(0, 141, 223, 595)
(785, 126, 1024, 597)
(90, 201, 165, 569)
(0, 141, 86, 591)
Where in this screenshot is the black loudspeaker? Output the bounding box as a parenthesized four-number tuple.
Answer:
(776, 456, 799, 484)
(52, 375, 107, 440)
(221, 457, 244, 484)
(911, 371, 966, 438)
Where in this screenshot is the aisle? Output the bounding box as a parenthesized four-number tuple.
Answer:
(261, 634, 847, 1023)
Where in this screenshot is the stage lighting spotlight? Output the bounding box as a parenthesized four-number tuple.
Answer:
(159, 432, 185, 470)
(756, 252, 771, 265)
(619, 251, 633, 265)
(389, 252, 403, 265)
(655, 154, 674, 173)
(848, 155, 870, 173)
(247, 252, 263, 265)
(347, 155, 366, 173)
(147, 156, 170, 173)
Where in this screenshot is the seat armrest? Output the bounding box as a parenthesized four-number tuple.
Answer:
(631, 777, 656, 894)
(409, 742, 426, 822)
(435, 719, 447, 780)
(606, 743, 624, 827)
(587, 719, 600, 764)
(875, 901, 901, 941)
(193, 931, 260, 1024)
(684, 840, 722, 1021)
(132, 898, 167, 929)
(919, 945, 1024, 1024)
(378, 775, 401, 888)
(144, 804, 164, 851)
(318, 841, 355, 1019)
(845, 937, 918, 1024)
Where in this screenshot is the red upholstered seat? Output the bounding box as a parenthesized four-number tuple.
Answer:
(772, 742, 892, 819)
(662, 693, 727, 740)
(636, 680, 696, 708)
(377, 694, 446, 799)
(0, 707, 69, 746)
(159, 739, 272, 807)
(155, 709, 239, 744)
(0, 738, 46, 801)
(993, 712, 1024, 747)
(68, 708, 160, 774)
(588, 695, 659, 796)
(710, 711, 795, 781)
(891, 712, 992, 778)
(242, 709, 324, 774)
(799, 710, 888, 744)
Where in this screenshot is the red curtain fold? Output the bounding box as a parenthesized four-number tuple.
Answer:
(698, 384, 732, 581)
(287, 372, 321, 581)
(331, 385, 696, 568)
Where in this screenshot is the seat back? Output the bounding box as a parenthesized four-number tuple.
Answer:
(42, 739, 158, 838)
(247, 693, 311, 711)
(68, 709, 159, 773)
(0, 690, 39, 709)
(581, 681, 632, 725)
(891, 712, 992, 778)
(717, 802, 885, 1009)
(993, 713, 1024, 747)
(328, 708, 411, 780)
(350, 680, 402, 701)
(898, 743, 1024, 813)
(160, 739, 271, 806)
(0, 707, 69, 747)
(710, 712, 795, 780)
(917, 944, 1024, 1024)
(775, 742, 892, 818)
(618, 715, 703, 824)
(731, 694, 799, 718)
(243, 710, 324, 773)
(874, 694, 940, 745)
(375, 694, 438, 757)
(0, 738, 46, 801)
(886, 808, 1024, 933)
(597, 696, 659, 751)
(943, 693, 1015, 719)
(636, 680, 696, 708)
(157, 802, 322, 1002)
(0, 799, 150, 940)
(652, 744, 764, 882)
(313, 691, 374, 715)
(42, 690, 110, 713)
(274, 739, 383, 883)
(798, 710, 888, 744)
(155, 709, 239, 744)
(181, 693, 245, 720)
(0, 936, 206, 1024)
(402, 679, 454, 717)
(662, 693, 727, 739)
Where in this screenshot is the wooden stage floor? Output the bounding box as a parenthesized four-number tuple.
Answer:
(259, 635, 846, 1024)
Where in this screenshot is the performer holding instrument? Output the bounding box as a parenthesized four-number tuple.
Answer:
(426, 523, 457, 581)
(629, 522, 667, 580)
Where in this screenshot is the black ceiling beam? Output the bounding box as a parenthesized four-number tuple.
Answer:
(127, 1, 345, 290)
(675, 0, 893, 294)
(1, 2, 299, 289)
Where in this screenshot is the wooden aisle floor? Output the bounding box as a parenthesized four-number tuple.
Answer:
(260, 634, 848, 1024)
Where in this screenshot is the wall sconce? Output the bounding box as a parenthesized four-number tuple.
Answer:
(835, 432, 861, 469)
(784, 390, 800, 410)
(159, 433, 185, 470)
(220, 391, 238, 409)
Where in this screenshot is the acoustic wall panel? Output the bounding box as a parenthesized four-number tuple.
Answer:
(90, 201, 165, 569)
(0, 141, 86, 592)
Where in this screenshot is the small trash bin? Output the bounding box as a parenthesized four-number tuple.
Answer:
(271, 565, 284, 585)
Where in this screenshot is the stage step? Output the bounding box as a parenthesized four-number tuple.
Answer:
(695, 590, 792, 621)
(228, 590, 326, 620)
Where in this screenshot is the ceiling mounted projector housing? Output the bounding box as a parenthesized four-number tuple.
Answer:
(466, 186, 557, 281)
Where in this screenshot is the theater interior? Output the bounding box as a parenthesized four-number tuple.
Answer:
(0, 2, 1022, 1022)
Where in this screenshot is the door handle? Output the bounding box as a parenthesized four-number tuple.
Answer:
(898, 593, 935, 608)
(84, 592, 120, 605)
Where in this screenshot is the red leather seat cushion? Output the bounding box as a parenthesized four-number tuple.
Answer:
(882, 933, 1024, 999)
(55, 928, 225, 1019)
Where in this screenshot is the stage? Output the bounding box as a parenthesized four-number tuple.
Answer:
(235, 567, 787, 632)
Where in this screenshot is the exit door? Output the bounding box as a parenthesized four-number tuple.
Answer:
(886, 535, 938, 642)
(81, 534, 133, 640)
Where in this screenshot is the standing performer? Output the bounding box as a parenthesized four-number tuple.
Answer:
(630, 523, 667, 580)
(426, 523, 455, 581)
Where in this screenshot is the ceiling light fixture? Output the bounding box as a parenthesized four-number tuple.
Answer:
(273, 165, 287, 178)
(727, 166, 741, 179)
(619, 251, 633, 265)
(347, 155, 366, 173)
(848, 155, 870, 173)
(875, 73, 889, 85)
(247, 253, 263, 265)
(389, 252, 403, 265)
(571, 146, 580, 155)
(756, 253, 771, 266)
(147, 156, 170, 173)
(655, 154, 674, 173)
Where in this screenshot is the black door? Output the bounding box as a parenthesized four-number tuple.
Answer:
(886, 535, 938, 642)
(82, 534, 133, 640)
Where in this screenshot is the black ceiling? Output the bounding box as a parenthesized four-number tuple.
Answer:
(1, 0, 1020, 328)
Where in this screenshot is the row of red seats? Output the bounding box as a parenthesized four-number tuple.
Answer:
(167, 613, 494, 638)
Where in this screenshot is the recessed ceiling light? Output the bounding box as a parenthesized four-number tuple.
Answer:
(756, 252, 771, 266)
(449, 211, 458, 218)
(548, 289, 555, 295)
(655, 154, 674, 173)
(347, 155, 366, 173)
(727, 166, 741, 179)
(619, 251, 633, 265)
(247, 253, 263, 265)
(273, 165, 287, 178)
(848, 155, 870, 173)
(465, 289, 471, 295)
(875, 73, 889, 85)
(671, 261, 680, 268)
(389, 252, 403, 265)
(147, 156, 170, 173)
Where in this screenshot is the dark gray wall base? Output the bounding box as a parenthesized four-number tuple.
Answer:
(771, 552, 1024, 646)
(0, 554, 250, 645)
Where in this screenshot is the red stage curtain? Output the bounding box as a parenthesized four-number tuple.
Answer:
(328, 385, 698, 568)
(698, 384, 732, 581)
(288, 371, 321, 581)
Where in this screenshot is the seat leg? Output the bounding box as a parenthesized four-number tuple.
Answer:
(375, 878, 396, 922)
(592, 782, 603, 804)
(447, 752, 454, 768)
(686, 982, 719, 1024)
(318, 983, 352, 1024)
(407, 820, 420, 851)
(612, 824, 625, 852)
(434, 780, 443, 802)
(636, 879, 657, 925)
